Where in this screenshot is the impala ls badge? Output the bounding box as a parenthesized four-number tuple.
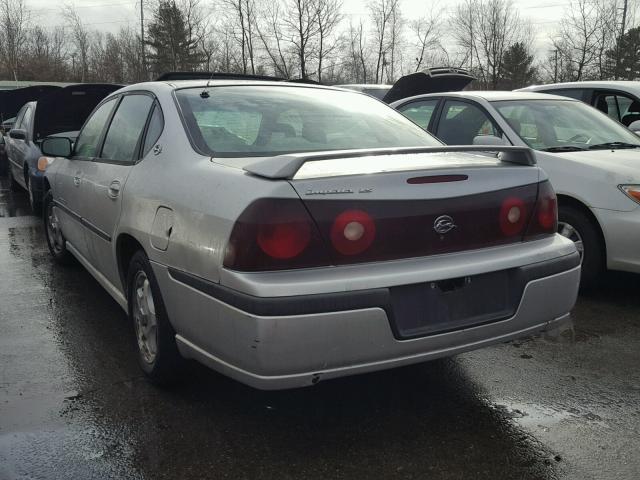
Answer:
(434, 215, 456, 235)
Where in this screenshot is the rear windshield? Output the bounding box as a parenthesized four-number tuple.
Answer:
(175, 86, 440, 157)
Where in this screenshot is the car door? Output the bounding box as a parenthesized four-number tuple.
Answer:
(82, 93, 157, 288)
(434, 99, 503, 145)
(6, 105, 29, 187)
(54, 97, 119, 259)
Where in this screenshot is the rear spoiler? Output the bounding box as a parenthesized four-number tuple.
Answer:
(243, 146, 536, 180)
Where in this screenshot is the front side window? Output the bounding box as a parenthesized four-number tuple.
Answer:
(398, 99, 439, 130)
(493, 99, 640, 151)
(101, 94, 154, 162)
(74, 98, 118, 158)
(436, 100, 500, 144)
(175, 86, 441, 157)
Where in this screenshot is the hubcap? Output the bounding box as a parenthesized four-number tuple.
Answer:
(46, 203, 65, 254)
(558, 221, 584, 263)
(132, 271, 158, 364)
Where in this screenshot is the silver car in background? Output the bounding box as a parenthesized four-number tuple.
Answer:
(41, 80, 580, 389)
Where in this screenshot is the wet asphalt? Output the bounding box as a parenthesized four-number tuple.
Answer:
(0, 170, 639, 480)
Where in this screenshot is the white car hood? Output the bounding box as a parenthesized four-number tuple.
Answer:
(555, 148, 640, 182)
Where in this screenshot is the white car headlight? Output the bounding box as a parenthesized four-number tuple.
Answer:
(619, 184, 640, 205)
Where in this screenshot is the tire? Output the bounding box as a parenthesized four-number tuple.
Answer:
(8, 165, 20, 192)
(558, 205, 604, 290)
(43, 190, 73, 265)
(127, 250, 185, 385)
(27, 174, 42, 214)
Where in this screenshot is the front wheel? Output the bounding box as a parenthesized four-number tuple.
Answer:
(43, 191, 73, 264)
(28, 174, 42, 214)
(558, 205, 604, 289)
(127, 250, 185, 385)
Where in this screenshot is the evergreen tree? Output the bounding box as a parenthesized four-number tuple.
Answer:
(500, 42, 537, 89)
(605, 27, 640, 80)
(146, 1, 203, 76)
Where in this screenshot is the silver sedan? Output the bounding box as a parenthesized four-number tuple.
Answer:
(41, 80, 580, 389)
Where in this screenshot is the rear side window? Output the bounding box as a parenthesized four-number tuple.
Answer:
(74, 98, 118, 158)
(101, 94, 154, 163)
(142, 103, 164, 157)
(397, 100, 439, 129)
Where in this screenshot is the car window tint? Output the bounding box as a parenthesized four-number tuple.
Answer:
(545, 89, 585, 100)
(436, 100, 499, 144)
(142, 103, 164, 157)
(398, 100, 439, 129)
(74, 98, 118, 158)
(101, 94, 154, 162)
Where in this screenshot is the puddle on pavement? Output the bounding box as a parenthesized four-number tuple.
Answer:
(0, 174, 31, 218)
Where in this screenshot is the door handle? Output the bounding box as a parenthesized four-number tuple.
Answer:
(73, 174, 81, 187)
(108, 180, 121, 199)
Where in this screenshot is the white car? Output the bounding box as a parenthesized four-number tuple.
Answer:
(518, 81, 640, 132)
(392, 91, 640, 287)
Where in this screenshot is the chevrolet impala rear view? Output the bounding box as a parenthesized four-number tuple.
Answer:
(41, 80, 580, 389)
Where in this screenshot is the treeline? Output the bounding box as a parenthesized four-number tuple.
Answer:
(0, 0, 638, 87)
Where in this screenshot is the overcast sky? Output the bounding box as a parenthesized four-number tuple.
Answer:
(26, 0, 567, 56)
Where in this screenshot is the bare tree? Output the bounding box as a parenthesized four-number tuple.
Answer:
(256, 1, 294, 77)
(368, 0, 399, 83)
(452, 0, 527, 88)
(315, 0, 342, 82)
(551, 0, 602, 81)
(344, 20, 369, 82)
(282, 0, 321, 79)
(411, 8, 442, 71)
(0, 0, 30, 81)
(63, 3, 91, 82)
(219, 0, 259, 73)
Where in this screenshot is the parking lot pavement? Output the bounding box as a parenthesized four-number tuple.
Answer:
(1, 173, 639, 480)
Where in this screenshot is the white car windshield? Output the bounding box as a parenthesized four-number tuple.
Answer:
(176, 85, 441, 157)
(493, 99, 640, 152)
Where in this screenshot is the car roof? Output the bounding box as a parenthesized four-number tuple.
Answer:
(391, 90, 575, 105)
(520, 81, 640, 93)
(118, 79, 345, 94)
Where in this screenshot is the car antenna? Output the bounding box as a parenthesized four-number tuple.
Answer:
(200, 72, 214, 98)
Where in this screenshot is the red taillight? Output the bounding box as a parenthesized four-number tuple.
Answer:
(330, 209, 376, 255)
(224, 198, 329, 271)
(499, 197, 527, 236)
(257, 221, 310, 259)
(526, 180, 557, 238)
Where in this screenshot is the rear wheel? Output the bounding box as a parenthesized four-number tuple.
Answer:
(127, 250, 185, 385)
(43, 191, 73, 264)
(558, 205, 604, 289)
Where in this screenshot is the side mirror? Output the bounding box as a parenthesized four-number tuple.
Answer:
(9, 128, 26, 140)
(628, 120, 640, 134)
(473, 134, 506, 146)
(41, 137, 73, 157)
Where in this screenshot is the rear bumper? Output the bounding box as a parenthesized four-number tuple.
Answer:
(153, 249, 580, 390)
